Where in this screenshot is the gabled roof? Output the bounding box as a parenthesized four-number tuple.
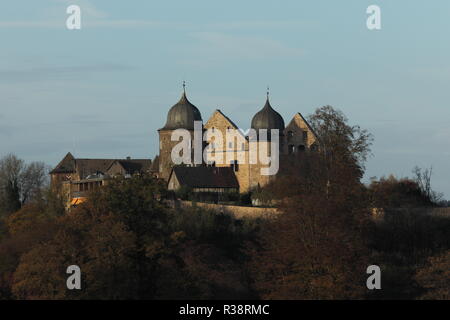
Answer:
(205, 109, 248, 140)
(74, 159, 116, 179)
(286, 112, 320, 141)
(107, 159, 152, 175)
(170, 166, 239, 189)
(50, 153, 152, 179)
(50, 152, 76, 174)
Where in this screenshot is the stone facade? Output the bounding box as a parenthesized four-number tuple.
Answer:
(204, 110, 253, 192)
(50, 154, 152, 208)
(158, 129, 191, 181)
(158, 96, 319, 194)
(283, 113, 318, 154)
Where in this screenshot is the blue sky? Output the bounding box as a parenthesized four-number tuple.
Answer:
(0, 0, 449, 198)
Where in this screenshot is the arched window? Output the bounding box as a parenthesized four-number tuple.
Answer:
(298, 145, 306, 152)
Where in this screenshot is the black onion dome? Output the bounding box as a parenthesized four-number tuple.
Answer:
(251, 98, 285, 132)
(162, 92, 202, 130)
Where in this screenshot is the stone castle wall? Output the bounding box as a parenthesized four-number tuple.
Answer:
(173, 201, 450, 221)
(173, 200, 280, 219)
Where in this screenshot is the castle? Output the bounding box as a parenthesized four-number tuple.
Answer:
(50, 86, 318, 207)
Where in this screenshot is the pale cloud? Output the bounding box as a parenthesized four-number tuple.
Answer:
(54, 0, 107, 19)
(0, 0, 187, 30)
(433, 127, 450, 143)
(0, 63, 133, 83)
(0, 19, 171, 29)
(83, 20, 171, 28)
(183, 32, 303, 64)
(209, 20, 317, 30)
(411, 66, 450, 80)
(0, 20, 61, 28)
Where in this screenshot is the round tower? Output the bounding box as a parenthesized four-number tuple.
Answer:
(158, 86, 203, 180)
(249, 92, 285, 188)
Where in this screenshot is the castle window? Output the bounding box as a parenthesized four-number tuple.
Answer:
(287, 131, 293, 141)
(230, 160, 239, 172)
(298, 145, 306, 152)
(228, 142, 233, 149)
(288, 145, 295, 154)
(303, 131, 308, 141)
(241, 143, 245, 151)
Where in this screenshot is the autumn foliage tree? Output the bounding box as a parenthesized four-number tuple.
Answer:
(3, 175, 256, 299)
(247, 106, 373, 299)
(415, 250, 450, 299)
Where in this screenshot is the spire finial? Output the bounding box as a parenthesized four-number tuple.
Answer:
(266, 86, 270, 100)
(183, 80, 186, 94)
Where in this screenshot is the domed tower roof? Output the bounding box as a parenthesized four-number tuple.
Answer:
(161, 87, 202, 130)
(251, 94, 285, 132)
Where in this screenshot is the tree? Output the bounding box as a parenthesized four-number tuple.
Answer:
(247, 106, 374, 299)
(368, 175, 433, 208)
(0, 154, 49, 216)
(415, 250, 450, 300)
(412, 166, 443, 205)
(11, 210, 138, 300)
(7, 175, 256, 299)
(308, 105, 373, 176)
(248, 153, 371, 299)
(0, 203, 58, 299)
(0, 155, 23, 215)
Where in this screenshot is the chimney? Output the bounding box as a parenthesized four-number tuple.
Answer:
(126, 156, 131, 160)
